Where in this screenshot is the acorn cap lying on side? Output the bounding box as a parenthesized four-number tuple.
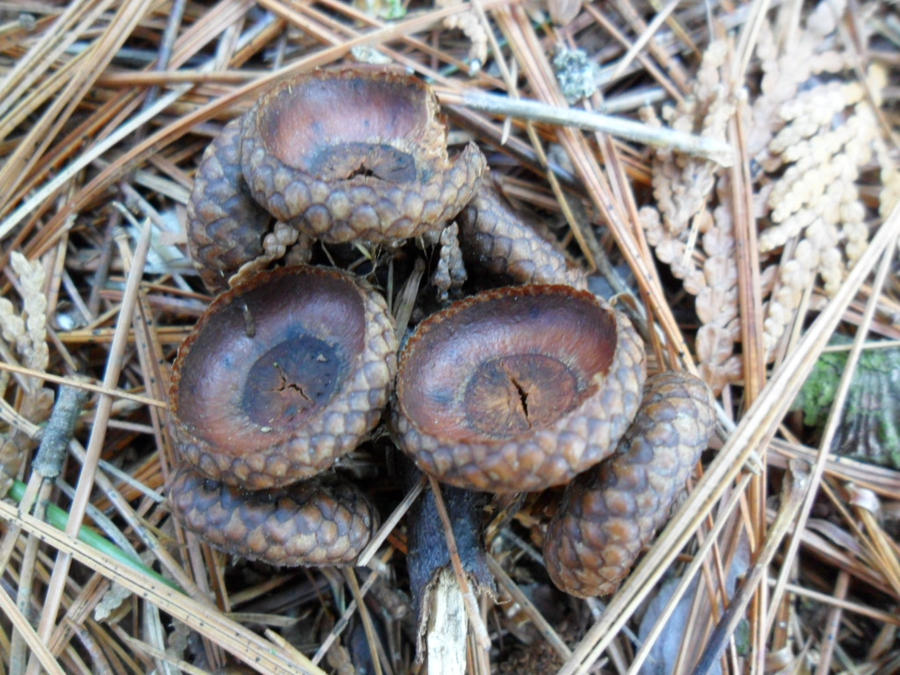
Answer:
(186, 116, 272, 292)
(240, 65, 486, 242)
(171, 265, 397, 489)
(169, 465, 376, 566)
(543, 371, 716, 597)
(457, 183, 588, 289)
(393, 285, 646, 493)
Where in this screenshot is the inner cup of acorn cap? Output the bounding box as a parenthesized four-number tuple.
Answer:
(175, 268, 362, 441)
(394, 283, 645, 493)
(171, 265, 397, 489)
(396, 285, 618, 445)
(252, 67, 432, 182)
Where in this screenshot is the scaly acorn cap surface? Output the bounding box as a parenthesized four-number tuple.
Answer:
(240, 65, 486, 242)
(393, 285, 646, 493)
(458, 183, 588, 289)
(542, 371, 716, 597)
(170, 265, 397, 490)
(186, 116, 272, 292)
(169, 465, 376, 566)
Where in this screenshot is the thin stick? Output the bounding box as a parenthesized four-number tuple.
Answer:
(9, 480, 54, 675)
(486, 555, 572, 660)
(606, 0, 682, 83)
(0, 361, 166, 408)
(31, 384, 87, 478)
(815, 571, 849, 675)
(119, 635, 208, 675)
(31, 220, 152, 656)
(357, 475, 425, 567)
(766, 577, 899, 625)
(312, 550, 393, 665)
(442, 90, 733, 165)
(343, 568, 386, 675)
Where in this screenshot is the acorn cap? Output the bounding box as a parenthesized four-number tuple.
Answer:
(542, 371, 716, 597)
(171, 265, 397, 489)
(169, 465, 376, 566)
(457, 183, 588, 289)
(186, 116, 272, 292)
(393, 285, 646, 492)
(240, 65, 486, 242)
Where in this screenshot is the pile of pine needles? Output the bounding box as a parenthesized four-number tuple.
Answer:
(0, 0, 898, 672)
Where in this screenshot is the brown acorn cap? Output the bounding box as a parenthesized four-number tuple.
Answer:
(168, 465, 376, 566)
(457, 183, 588, 289)
(186, 116, 272, 292)
(240, 65, 486, 242)
(542, 371, 716, 597)
(171, 265, 397, 489)
(393, 285, 646, 493)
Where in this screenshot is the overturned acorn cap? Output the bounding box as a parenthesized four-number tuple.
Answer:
(170, 265, 397, 489)
(240, 65, 486, 242)
(393, 285, 646, 492)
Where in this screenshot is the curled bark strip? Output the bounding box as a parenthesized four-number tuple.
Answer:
(542, 371, 716, 597)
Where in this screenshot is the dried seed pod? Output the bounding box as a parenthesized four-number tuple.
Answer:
(170, 265, 397, 489)
(186, 117, 272, 292)
(169, 465, 375, 566)
(240, 65, 486, 243)
(393, 285, 646, 492)
(457, 184, 588, 289)
(542, 371, 716, 598)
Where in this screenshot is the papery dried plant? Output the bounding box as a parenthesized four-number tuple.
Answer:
(436, 0, 489, 70)
(639, 40, 740, 391)
(0, 252, 53, 494)
(639, 0, 891, 392)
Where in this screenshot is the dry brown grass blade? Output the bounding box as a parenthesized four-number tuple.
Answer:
(0, 361, 166, 408)
(727, 86, 769, 672)
(486, 555, 572, 660)
(33, 220, 152, 653)
(0, 0, 154, 207)
(765, 227, 900, 639)
(560, 206, 900, 673)
(0, 1, 104, 122)
(0, 567, 65, 675)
